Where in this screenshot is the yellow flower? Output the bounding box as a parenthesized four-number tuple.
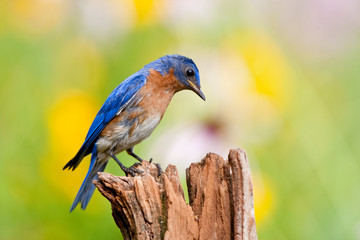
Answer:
(132, 0, 164, 26)
(225, 31, 290, 108)
(252, 173, 275, 226)
(43, 92, 98, 202)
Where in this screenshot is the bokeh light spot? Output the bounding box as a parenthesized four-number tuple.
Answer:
(132, 0, 163, 26)
(253, 173, 275, 226)
(227, 32, 290, 108)
(9, 0, 68, 35)
(43, 91, 98, 200)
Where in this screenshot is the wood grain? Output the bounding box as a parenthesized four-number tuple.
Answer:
(94, 148, 258, 240)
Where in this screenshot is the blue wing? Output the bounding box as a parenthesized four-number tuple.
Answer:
(63, 73, 147, 171)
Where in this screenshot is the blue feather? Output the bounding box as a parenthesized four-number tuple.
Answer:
(63, 73, 147, 171)
(69, 147, 107, 212)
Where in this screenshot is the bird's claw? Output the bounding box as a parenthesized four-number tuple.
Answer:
(123, 165, 143, 177)
(147, 158, 161, 176)
(132, 162, 142, 168)
(154, 163, 163, 177)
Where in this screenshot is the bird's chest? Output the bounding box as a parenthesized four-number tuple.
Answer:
(124, 111, 162, 145)
(97, 89, 174, 154)
(97, 111, 161, 154)
(123, 89, 174, 143)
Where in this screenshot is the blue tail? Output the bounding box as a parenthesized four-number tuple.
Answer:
(70, 147, 108, 212)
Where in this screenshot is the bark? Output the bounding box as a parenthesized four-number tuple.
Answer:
(93, 148, 257, 240)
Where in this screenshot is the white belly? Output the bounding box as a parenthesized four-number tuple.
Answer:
(96, 114, 161, 156)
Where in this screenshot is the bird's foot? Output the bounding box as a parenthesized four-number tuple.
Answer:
(154, 163, 163, 177)
(131, 162, 142, 168)
(110, 152, 143, 176)
(121, 165, 143, 177)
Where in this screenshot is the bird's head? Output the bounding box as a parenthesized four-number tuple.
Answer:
(148, 54, 206, 101)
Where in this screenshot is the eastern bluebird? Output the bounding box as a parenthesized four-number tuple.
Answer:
(63, 54, 205, 211)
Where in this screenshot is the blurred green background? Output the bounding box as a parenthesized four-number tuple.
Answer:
(1, 0, 360, 239)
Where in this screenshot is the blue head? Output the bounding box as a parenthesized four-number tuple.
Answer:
(144, 54, 205, 100)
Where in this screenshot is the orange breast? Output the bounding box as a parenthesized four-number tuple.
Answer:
(136, 68, 184, 119)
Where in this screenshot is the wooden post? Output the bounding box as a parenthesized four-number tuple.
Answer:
(93, 148, 257, 240)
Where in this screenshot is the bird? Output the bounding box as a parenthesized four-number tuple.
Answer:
(63, 54, 205, 211)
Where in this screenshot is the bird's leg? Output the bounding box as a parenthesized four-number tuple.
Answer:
(109, 152, 142, 176)
(126, 147, 145, 163)
(126, 148, 161, 176)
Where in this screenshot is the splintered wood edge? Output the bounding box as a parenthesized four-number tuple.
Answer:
(229, 148, 257, 240)
(94, 150, 258, 240)
(188, 152, 231, 238)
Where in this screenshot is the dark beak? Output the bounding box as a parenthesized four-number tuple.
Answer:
(189, 81, 206, 101)
(195, 88, 206, 101)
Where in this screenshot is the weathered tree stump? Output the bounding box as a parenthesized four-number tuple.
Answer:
(93, 148, 257, 240)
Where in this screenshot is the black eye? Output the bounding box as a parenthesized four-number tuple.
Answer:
(186, 68, 195, 77)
